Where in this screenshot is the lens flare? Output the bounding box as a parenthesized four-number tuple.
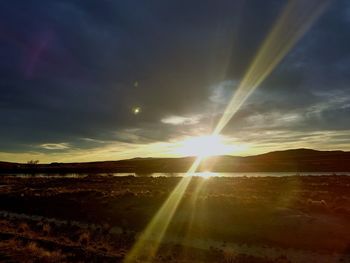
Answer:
(214, 0, 329, 135)
(124, 157, 202, 263)
(124, 1, 329, 261)
(132, 107, 141, 115)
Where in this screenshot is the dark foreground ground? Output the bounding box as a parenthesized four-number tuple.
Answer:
(0, 175, 350, 262)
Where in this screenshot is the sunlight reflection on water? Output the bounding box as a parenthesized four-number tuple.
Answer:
(5, 172, 349, 178)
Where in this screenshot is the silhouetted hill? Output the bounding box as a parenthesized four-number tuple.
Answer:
(1, 149, 350, 173)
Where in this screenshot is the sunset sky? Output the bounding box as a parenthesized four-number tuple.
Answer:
(1, 0, 349, 163)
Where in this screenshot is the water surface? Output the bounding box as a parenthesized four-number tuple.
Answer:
(3, 172, 349, 178)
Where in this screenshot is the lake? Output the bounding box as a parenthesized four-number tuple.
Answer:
(2, 171, 349, 178)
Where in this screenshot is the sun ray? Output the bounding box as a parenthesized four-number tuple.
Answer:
(214, 0, 329, 135)
(124, 157, 202, 263)
(124, 1, 330, 261)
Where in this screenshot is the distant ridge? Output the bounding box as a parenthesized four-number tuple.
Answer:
(1, 148, 350, 173)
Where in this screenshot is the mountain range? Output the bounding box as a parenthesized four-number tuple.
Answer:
(1, 148, 350, 173)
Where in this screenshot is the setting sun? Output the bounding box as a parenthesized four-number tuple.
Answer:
(175, 135, 233, 157)
(1, 1, 348, 262)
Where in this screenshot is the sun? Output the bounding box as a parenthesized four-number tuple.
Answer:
(175, 135, 233, 158)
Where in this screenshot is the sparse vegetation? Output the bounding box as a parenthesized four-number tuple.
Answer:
(27, 160, 40, 165)
(0, 175, 349, 262)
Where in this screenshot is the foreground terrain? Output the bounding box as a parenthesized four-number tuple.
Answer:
(0, 174, 349, 262)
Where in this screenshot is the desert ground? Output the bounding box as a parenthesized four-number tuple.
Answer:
(0, 174, 349, 262)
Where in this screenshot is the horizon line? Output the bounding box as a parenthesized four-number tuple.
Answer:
(1, 147, 348, 165)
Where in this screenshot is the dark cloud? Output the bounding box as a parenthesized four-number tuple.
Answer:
(0, 0, 349, 159)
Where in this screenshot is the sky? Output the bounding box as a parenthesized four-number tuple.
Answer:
(0, 0, 349, 163)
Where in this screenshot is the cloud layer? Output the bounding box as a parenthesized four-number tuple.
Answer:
(0, 0, 349, 162)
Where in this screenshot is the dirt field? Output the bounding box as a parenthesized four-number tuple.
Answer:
(0, 175, 349, 262)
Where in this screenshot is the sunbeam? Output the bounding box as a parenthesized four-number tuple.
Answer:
(124, 157, 202, 263)
(214, 0, 329, 135)
(124, 1, 330, 262)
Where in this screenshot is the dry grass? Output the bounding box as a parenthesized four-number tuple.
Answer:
(0, 175, 349, 262)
